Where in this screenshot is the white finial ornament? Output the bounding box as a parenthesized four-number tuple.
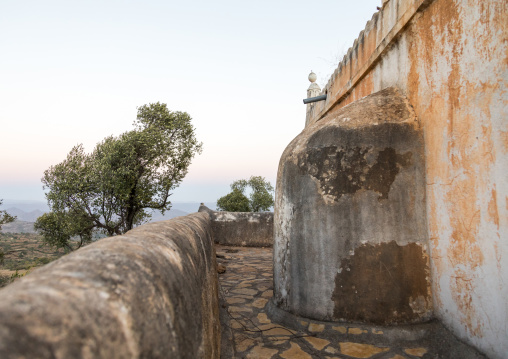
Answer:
(305, 70, 321, 127)
(308, 71, 317, 83)
(307, 71, 321, 98)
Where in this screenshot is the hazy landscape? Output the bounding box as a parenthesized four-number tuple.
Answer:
(0, 200, 217, 287)
(0, 233, 66, 287)
(0, 200, 217, 234)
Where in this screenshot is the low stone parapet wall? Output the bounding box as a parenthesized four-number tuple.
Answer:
(0, 212, 220, 359)
(199, 205, 273, 247)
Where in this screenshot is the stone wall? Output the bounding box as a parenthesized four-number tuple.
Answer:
(301, 0, 507, 357)
(199, 205, 273, 247)
(0, 212, 220, 359)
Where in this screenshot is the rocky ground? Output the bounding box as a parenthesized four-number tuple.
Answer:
(216, 245, 486, 359)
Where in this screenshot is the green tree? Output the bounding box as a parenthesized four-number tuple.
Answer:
(0, 200, 16, 231)
(216, 188, 250, 212)
(217, 176, 274, 212)
(34, 210, 94, 252)
(0, 199, 16, 264)
(36, 103, 202, 250)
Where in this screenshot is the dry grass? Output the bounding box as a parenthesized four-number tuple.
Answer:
(0, 233, 67, 288)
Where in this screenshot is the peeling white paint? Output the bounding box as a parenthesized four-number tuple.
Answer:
(215, 212, 238, 222)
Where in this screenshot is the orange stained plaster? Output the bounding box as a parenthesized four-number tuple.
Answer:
(488, 189, 500, 230)
(501, 131, 508, 154)
(450, 267, 483, 337)
(341, 72, 375, 109)
(406, 0, 501, 338)
(322, 71, 375, 121)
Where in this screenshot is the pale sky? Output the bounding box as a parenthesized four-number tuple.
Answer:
(0, 0, 381, 203)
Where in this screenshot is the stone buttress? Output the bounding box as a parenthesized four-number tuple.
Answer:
(273, 87, 432, 325)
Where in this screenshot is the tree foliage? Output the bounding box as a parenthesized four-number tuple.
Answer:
(34, 210, 94, 252)
(217, 176, 274, 212)
(0, 200, 16, 231)
(216, 189, 250, 212)
(0, 199, 16, 264)
(36, 103, 202, 250)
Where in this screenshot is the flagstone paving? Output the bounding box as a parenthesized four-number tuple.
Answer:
(216, 245, 486, 359)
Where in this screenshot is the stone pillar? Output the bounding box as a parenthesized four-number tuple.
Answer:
(274, 87, 432, 325)
(305, 71, 321, 127)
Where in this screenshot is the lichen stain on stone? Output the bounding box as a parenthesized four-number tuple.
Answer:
(298, 146, 412, 201)
(331, 242, 431, 325)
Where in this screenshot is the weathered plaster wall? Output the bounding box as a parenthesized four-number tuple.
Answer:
(304, 0, 507, 357)
(0, 212, 220, 359)
(275, 88, 431, 325)
(199, 205, 273, 247)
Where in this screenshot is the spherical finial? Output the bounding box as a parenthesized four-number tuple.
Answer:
(308, 71, 317, 83)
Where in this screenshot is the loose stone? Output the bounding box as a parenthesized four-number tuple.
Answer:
(226, 297, 246, 304)
(349, 327, 368, 335)
(245, 345, 278, 359)
(339, 342, 390, 358)
(231, 321, 243, 329)
(333, 326, 347, 334)
(217, 263, 226, 273)
(261, 290, 273, 298)
(236, 338, 255, 352)
(252, 298, 268, 308)
(263, 327, 295, 336)
(231, 288, 258, 296)
(404, 348, 427, 357)
(325, 346, 338, 354)
(228, 306, 252, 313)
(304, 336, 330, 350)
(236, 283, 252, 288)
(280, 343, 313, 359)
(270, 336, 290, 345)
(256, 313, 271, 324)
(308, 323, 325, 332)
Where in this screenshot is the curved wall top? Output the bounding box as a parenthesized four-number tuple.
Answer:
(0, 213, 220, 359)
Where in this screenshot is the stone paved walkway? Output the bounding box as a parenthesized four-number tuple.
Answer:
(216, 245, 486, 359)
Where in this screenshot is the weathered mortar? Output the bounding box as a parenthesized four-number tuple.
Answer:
(0, 212, 220, 359)
(274, 88, 431, 325)
(302, 0, 507, 357)
(199, 205, 273, 247)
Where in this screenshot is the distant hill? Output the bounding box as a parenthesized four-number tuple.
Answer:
(0, 201, 217, 234)
(1, 200, 48, 213)
(4, 208, 45, 222)
(0, 221, 37, 234)
(149, 209, 189, 222)
(169, 202, 217, 213)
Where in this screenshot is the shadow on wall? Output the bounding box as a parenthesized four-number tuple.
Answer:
(199, 204, 274, 247)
